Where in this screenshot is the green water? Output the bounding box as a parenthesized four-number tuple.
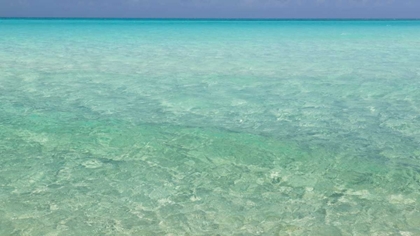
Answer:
(1, 19, 420, 235)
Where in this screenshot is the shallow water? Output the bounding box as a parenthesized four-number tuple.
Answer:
(1, 19, 420, 235)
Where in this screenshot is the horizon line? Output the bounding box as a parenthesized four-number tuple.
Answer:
(1, 17, 420, 20)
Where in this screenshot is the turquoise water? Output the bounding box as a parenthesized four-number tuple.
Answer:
(1, 19, 420, 235)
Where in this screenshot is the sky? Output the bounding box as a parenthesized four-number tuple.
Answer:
(0, 0, 419, 18)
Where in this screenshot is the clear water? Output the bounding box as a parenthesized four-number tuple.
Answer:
(1, 19, 420, 235)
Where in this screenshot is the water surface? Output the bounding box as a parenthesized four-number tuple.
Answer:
(1, 19, 420, 235)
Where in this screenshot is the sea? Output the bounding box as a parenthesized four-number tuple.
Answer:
(1, 19, 420, 235)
